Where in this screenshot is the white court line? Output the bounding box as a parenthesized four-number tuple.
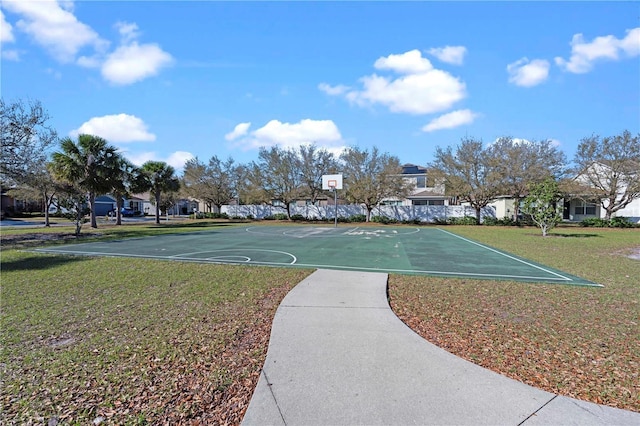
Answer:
(172, 249, 297, 264)
(245, 226, 360, 238)
(31, 248, 600, 286)
(32, 248, 298, 266)
(244, 226, 421, 238)
(435, 228, 572, 281)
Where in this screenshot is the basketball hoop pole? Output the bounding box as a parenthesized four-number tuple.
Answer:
(333, 187, 338, 228)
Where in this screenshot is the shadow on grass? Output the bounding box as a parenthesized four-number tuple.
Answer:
(551, 233, 602, 238)
(2, 254, 88, 272)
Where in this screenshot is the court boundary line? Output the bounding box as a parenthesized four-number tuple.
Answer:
(244, 226, 421, 238)
(31, 246, 601, 286)
(171, 249, 297, 264)
(436, 228, 573, 282)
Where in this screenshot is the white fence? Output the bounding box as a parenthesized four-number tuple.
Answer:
(221, 204, 496, 223)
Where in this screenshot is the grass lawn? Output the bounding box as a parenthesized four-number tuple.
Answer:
(1, 220, 639, 424)
(389, 225, 640, 413)
(1, 221, 312, 425)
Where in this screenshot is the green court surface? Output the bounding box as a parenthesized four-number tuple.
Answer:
(34, 225, 599, 286)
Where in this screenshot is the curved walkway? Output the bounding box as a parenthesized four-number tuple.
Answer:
(243, 269, 639, 425)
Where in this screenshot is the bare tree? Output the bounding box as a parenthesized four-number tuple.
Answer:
(489, 137, 566, 221)
(1, 98, 57, 184)
(430, 137, 500, 224)
(253, 147, 302, 219)
(6, 158, 60, 226)
(573, 130, 640, 220)
(182, 156, 235, 213)
(340, 146, 409, 222)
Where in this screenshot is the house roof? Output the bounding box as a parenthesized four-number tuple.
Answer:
(408, 189, 446, 199)
(401, 163, 428, 175)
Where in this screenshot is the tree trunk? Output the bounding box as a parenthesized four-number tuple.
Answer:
(366, 205, 373, 222)
(116, 194, 123, 225)
(89, 191, 97, 228)
(43, 195, 50, 227)
(155, 191, 161, 224)
(475, 206, 481, 224)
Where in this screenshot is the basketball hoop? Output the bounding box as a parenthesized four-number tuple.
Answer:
(322, 174, 343, 228)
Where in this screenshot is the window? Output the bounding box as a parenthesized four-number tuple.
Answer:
(413, 199, 444, 206)
(416, 176, 427, 188)
(574, 201, 596, 215)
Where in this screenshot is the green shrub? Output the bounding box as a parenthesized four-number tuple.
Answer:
(263, 215, 275, 221)
(609, 217, 634, 228)
(448, 216, 478, 225)
(483, 217, 517, 226)
(349, 214, 367, 223)
(432, 217, 449, 225)
(580, 217, 609, 227)
(272, 213, 288, 220)
(290, 214, 306, 221)
(402, 218, 423, 225)
(371, 216, 398, 224)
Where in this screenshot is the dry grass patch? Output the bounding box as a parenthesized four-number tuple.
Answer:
(389, 226, 640, 412)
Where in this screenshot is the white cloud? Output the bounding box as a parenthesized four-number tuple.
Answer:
(507, 58, 550, 87)
(101, 42, 173, 85)
(230, 119, 344, 151)
(427, 46, 467, 65)
(115, 21, 140, 44)
(123, 151, 156, 167)
(3, 0, 107, 63)
(225, 122, 251, 141)
(318, 83, 350, 96)
(166, 151, 195, 170)
(71, 114, 156, 143)
(123, 150, 194, 171)
(374, 49, 433, 74)
(3, 2, 172, 85)
(555, 27, 640, 73)
(421, 109, 479, 132)
(2, 49, 20, 61)
(1, 10, 15, 43)
(328, 50, 466, 115)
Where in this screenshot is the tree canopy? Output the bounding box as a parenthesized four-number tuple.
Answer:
(140, 161, 180, 224)
(522, 177, 563, 236)
(430, 137, 500, 223)
(489, 137, 566, 220)
(573, 130, 640, 220)
(340, 146, 409, 222)
(1, 98, 57, 184)
(252, 146, 303, 219)
(50, 134, 120, 228)
(182, 156, 236, 213)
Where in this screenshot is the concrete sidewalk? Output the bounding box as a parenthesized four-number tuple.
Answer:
(242, 269, 640, 425)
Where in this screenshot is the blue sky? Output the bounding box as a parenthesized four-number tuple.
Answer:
(2, 1, 639, 172)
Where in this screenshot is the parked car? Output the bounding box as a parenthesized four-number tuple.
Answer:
(48, 205, 70, 214)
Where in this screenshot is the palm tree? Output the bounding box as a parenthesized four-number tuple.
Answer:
(140, 161, 180, 224)
(107, 157, 144, 226)
(50, 134, 119, 228)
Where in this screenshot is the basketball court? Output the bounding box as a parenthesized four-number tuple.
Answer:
(33, 225, 599, 286)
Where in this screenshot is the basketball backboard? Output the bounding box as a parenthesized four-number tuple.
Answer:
(322, 174, 343, 190)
